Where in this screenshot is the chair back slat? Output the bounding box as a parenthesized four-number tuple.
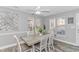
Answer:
(49, 33, 54, 45)
(14, 35, 22, 52)
(40, 34, 49, 48)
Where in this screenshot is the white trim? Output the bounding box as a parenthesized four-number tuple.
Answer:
(54, 38, 79, 46)
(0, 31, 27, 36)
(0, 41, 24, 50)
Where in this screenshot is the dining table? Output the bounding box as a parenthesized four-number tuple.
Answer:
(21, 34, 43, 52)
(21, 34, 42, 46)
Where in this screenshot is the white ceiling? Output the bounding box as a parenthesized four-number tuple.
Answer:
(3, 6, 79, 16)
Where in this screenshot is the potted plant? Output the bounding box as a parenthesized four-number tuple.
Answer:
(35, 25, 47, 35)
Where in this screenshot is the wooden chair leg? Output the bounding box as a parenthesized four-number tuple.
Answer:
(48, 46, 51, 52)
(45, 47, 47, 52)
(32, 45, 35, 52)
(40, 47, 41, 52)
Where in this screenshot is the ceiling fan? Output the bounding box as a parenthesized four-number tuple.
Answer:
(31, 6, 50, 15)
(8, 6, 50, 15)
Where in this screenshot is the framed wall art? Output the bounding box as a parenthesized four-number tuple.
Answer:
(68, 17, 74, 24)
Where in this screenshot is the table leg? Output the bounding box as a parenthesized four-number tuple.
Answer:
(32, 45, 35, 52)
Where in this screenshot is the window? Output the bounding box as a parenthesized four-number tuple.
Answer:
(49, 18, 55, 30)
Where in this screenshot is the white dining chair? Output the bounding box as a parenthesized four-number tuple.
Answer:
(13, 35, 33, 52)
(34, 34, 49, 52)
(13, 35, 22, 52)
(48, 33, 54, 52)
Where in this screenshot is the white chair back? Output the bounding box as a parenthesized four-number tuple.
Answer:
(49, 33, 54, 45)
(48, 33, 54, 51)
(13, 35, 22, 52)
(40, 34, 49, 48)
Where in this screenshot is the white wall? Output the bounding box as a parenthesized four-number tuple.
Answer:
(0, 7, 28, 47)
(44, 9, 79, 45)
(55, 12, 76, 43)
(42, 16, 50, 31)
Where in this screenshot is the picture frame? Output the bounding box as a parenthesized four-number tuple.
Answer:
(68, 17, 74, 24)
(57, 18, 65, 26)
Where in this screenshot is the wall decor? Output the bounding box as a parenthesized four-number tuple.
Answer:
(57, 30, 65, 35)
(57, 18, 65, 26)
(0, 12, 19, 31)
(27, 17, 34, 31)
(68, 17, 74, 24)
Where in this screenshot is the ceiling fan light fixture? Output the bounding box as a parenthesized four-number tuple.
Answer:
(35, 11, 41, 14)
(36, 6, 40, 10)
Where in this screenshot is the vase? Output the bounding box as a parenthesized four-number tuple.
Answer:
(39, 33, 42, 36)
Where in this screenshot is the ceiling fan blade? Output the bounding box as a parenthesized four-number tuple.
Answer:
(40, 10, 50, 13)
